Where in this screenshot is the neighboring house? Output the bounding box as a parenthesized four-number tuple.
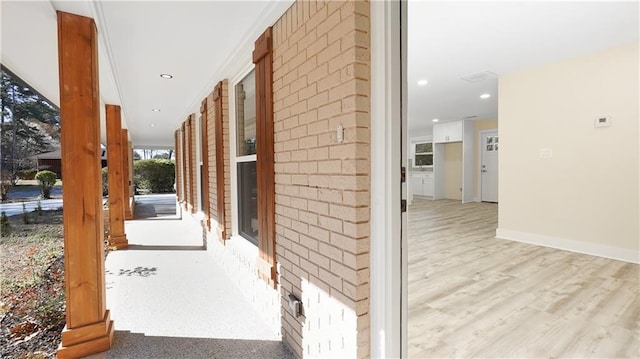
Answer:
(35, 149, 108, 179)
(2, 1, 638, 358)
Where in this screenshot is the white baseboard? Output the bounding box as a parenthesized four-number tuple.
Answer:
(496, 228, 640, 264)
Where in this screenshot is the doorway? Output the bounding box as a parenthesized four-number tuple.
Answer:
(480, 130, 499, 202)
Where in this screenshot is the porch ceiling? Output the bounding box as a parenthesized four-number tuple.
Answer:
(1, 0, 293, 148)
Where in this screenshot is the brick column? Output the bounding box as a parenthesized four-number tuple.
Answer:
(106, 105, 128, 249)
(56, 11, 114, 358)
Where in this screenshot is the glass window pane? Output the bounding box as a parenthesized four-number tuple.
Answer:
(415, 154, 433, 166)
(415, 142, 432, 153)
(236, 70, 256, 156)
(237, 161, 258, 245)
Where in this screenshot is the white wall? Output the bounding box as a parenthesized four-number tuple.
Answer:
(497, 42, 639, 263)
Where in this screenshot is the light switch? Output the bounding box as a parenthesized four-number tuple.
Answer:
(539, 148, 553, 159)
(336, 124, 344, 142)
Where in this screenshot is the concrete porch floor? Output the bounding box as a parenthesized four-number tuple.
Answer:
(85, 195, 292, 359)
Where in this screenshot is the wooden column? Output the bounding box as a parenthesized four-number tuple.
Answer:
(122, 129, 133, 220)
(128, 140, 135, 213)
(105, 105, 128, 249)
(57, 11, 114, 358)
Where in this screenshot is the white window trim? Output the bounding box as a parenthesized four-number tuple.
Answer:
(229, 62, 257, 240)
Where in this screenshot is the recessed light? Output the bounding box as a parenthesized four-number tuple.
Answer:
(150, 123, 157, 127)
(432, 119, 439, 122)
(417, 79, 428, 86)
(159, 74, 173, 79)
(480, 93, 491, 99)
(151, 108, 161, 112)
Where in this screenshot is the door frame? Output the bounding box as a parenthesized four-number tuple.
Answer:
(478, 129, 499, 202)
(369, 1, 405, 358)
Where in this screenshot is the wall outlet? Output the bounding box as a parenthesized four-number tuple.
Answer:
(539, 148, 553, 159)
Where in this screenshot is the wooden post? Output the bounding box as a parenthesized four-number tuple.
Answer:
(122, 129, 133, 220)
(57, 11, 114, 358)
(128, 140, 135, 213)
(106, 105, 128, 249)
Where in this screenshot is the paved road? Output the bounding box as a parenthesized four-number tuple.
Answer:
(0, 194, 176, 218)
(0, 198, 64, 217)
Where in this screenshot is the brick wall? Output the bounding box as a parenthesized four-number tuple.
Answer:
(206, 80, 232, 239)
(272, 1, 371, 358)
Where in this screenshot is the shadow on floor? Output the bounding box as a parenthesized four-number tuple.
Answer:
(87, 331, 293, 359)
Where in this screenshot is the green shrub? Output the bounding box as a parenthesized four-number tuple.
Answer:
(0, 211, 9, 233)
(35, 170, 57, 199)
(133, 159, 175, 193)
(101, 167, 108, 196)
(16, 169, 38, 180)
(0, 169, 14, 201)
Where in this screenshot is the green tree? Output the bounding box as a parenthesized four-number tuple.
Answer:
(35, 170, 57, 199)
(1, 68, 60, 183)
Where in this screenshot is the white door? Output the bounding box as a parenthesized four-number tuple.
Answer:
(480, 131, 499, 202)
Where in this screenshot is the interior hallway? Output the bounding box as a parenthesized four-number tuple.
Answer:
(86, 195, 292, 358)
(408, 198, 639, 358)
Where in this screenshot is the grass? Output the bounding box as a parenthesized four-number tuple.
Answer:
(0, 209, 65, 358)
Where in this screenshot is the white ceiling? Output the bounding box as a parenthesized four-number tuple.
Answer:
(2, 1, 638, 144)
(408, 1, 639, 134)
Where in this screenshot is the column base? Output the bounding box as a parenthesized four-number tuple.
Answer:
(109, 234, 128, 249)
(57, 311, 114, 359)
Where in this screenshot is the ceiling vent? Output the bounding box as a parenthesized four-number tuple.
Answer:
(462, 115, 478, 119)
(460, 71, 497, 83)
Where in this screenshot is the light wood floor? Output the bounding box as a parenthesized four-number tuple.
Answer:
(408, 198, 639, 358)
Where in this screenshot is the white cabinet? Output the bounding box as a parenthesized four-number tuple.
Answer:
(433, 120, 463, 143)
(411, 172, 433, 197)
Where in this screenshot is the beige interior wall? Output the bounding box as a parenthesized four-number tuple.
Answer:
(474, 118, 498, 198)
(444, 142, 462, 200)
(498, 41, 639, 255)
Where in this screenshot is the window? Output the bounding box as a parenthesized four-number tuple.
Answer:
(414, 142, 433, 166)
(236, 70, 256, 156)
(235, 70, 258, 245)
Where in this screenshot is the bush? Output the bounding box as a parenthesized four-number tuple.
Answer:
(101, 167, 108, 196)
(0, 169, 15, 201)
(16, 169, 38, 180)
(34, 170, 57, 199)
(133, 159, 175, 193)
(1, 211, 9, 233)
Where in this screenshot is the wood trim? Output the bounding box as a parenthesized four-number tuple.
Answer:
(253, 27, 272, 63)
(253, 27, 277, 288)
(187, 114, 197, 214)
(200, 99, 211, 229)
(105, 105, 127, 249)
(213, 82, 227, 240)
(56, 11, 114, 357)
